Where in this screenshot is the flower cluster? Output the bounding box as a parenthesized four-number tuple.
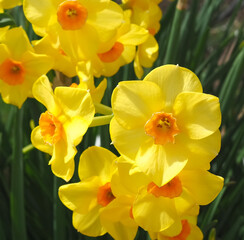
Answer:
(58, 65, 223, 240)
(0, 0, 224, 239)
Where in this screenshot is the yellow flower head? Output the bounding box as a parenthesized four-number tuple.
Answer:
(31, 76, 95, 181)
(23, 0, 124, 61)
(132, 169, 223, 232)
(58, 146, 117, 236)
(0, 27, 53, 108)
(110, 65, 222, 186)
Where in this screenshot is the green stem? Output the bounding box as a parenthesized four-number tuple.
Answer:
(22, 144, 34, 154)
(53, 176, 66, 240)
(94, 103, 113, 115)
(89, 115, 113, 127)
(164, 0, 186, 64)
(10, 107, 27, 240)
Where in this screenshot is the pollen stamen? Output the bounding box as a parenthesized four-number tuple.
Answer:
(145, 112, 180, 145)
(0, 58, 25, 85)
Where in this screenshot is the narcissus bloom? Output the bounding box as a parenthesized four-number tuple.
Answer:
(132, 169, 223, 232)
(31, 75, 94, 181)
(110, 65, 221, 186)
(59, 146, 117, 236)
(0, 27, 52, 108)
(23, 0, 123, 61)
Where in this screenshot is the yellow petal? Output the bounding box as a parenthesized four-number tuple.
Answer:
(57, 23, 100, 60)
(134, 50, 144, 79)
(73, 206, 106, 237)
(135, 139, 188, 186)
(33, 35, 76, 78)
(100, 196, 138, 240)
(32, 75, 60, 115)
(144, 65, 203, 112)
(91, 78, 107, 103)
(173, 92, 221, 139)
(111, 156, 150, 197)
(137, 34, 158, 68)
(22, 51, 53, 79)
(174, 189, 196, 216)
(157, 218, 182, 237)
(54, 86, 95, 123)
(133, 188, 179, 232)
(179, 170, 224, 205)
(49, 138, 76, 182)
(23, 0, 57, 28)
(88, 1, 123, 43)
(78, 146, 117, 183)
(2, 27, 32, 60)
(110, 117, 149, 160)
(31, 126, 53, 155)
(112, 81, 164, 129)
(118, 24, 149, 46)
(179, 130, 221, 170)
(187, 223, 203, 240)
(58, 177, 100, 214)
(63, 116, 88, 146)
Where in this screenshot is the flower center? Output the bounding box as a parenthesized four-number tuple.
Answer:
(97, 182, 115, 207)
(0, 59, 25, 85)
(57, 0, 88, 30)
(170, 220, 191, 240)
(98, 42, 124, 63)
(147, 177, 182, 198)
(39, 111, 63, 145)
(144, 112, 180, 145)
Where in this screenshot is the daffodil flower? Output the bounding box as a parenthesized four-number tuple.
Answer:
(132, 168, 223, 232)
(58, 146, 117, 236)
(0, 27, 53, 108)
(110, 65, 221, 186)
(31, 75, 94, 181)
(23, 0, 123, 61)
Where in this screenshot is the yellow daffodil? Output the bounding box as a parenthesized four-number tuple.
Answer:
(110, 65, 221, 186)
(150, 215, 203, 240)
(91, 10, 148, 77)
(132, 169, 223, 232)
(0, 0, 22, 10)
(23, 0, 123, 61)
(31, 75, 95, 181)
(58, 146, 117, 236)
(0, 27, 53, 108)
(33, 34, 77, 78)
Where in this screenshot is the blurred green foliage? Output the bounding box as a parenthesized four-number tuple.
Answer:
(0, 0, 244, 239)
